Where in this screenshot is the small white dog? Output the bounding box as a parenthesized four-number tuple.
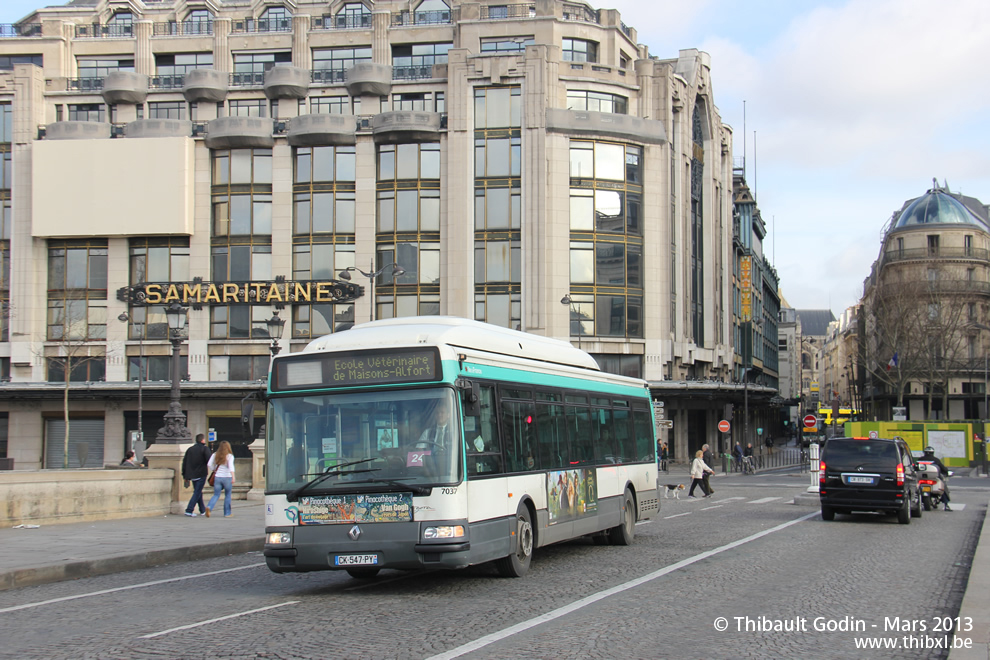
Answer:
(662, 484, 685, 499)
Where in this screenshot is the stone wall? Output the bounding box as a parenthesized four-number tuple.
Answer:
(0, 469, 175, 526)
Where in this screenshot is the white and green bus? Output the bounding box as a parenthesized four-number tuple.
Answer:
(263, 317, 660, 578)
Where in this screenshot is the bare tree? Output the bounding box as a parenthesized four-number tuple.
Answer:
(39, 302, 111, 469)
(864, 275, 928, 410)
(917, 279, 976, 418)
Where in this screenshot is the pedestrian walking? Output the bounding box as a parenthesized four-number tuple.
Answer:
(702, 443, 715, 494)
(205, 440, 235, 518)
(660, 442, 669, 473)
(688, 450, 714, 498)
(181, 433, 211, 517)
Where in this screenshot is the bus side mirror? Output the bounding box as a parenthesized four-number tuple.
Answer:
(456, 378, 481, 417)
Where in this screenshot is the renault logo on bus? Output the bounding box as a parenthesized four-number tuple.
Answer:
(348, 525, 362, 541)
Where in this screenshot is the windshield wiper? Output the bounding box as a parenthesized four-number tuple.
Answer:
(287, 458, 378, 501)
(359, 477, 432, 496)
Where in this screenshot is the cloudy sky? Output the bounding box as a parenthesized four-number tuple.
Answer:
(4, 0, 989, 315)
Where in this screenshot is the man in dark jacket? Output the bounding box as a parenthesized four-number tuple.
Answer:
(182, 433, 211, 517)
(702, 443, 715, 495)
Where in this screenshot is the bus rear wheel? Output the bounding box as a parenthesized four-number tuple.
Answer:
(496, 505, 534, 577)
(607, 489, 636, 546)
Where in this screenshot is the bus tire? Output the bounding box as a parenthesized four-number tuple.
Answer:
(496, 505, 534, 577)
(346, 568, 380, 579)
(607, 489, 635, 546)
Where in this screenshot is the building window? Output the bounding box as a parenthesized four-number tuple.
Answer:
(255, 6, 292, 32)
(228, 355, 271, 380)
(211, 149, 274, 339)
(77, 57, 134, 78)
(69, 103, 106, 122)
(568, 140, 643, 339)
(391, 43, 451, 78)
(566, 90, 627, 114)
(562, 38, 598, 63)
(228, 99, 267, 117)
(0, 55, 43, 70)
(309, 96, 352, 114)
(126, 238, 190, 340)
(148, 101, 186, 120)
(414, 0, 451, 24)
(312, 46, 372, 83)
(389, 92, 443, 111)
(928, 234, 939, 256)
(155, 53, 213, 77)
(480, 36, 534, 54)
(47, 240, 108, 341)
(232, 52, 291, 84)
(183, 9, 213, 34)
(376, 143, 442, 319)
(336, 3, 372, 29)
(47, 357, 106, 383)
(106, 11, 133, 37)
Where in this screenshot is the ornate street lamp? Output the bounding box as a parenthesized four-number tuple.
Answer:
(560, 294, 582, 352)
(117, 312, 144, 452)
(155, 303, 191, 444)
(267, 310, 286, 356)
(338, 261, 405, 322)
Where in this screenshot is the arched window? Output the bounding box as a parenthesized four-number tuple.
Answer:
(336, 3, 371, 29)
(183, 9, 213, 35)
(106, 11, 133, 37)
(415, 0, 450, 24)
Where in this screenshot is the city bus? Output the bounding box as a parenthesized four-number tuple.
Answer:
(262, 316, 660, 578)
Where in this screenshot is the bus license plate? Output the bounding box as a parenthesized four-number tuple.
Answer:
(335, 554, 378, 566)
(847, 476, 873, 484)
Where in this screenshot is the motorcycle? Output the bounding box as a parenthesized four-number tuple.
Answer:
(916, 462, 953, 511)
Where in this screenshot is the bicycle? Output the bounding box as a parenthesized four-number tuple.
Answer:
(741, 455, 756, 475)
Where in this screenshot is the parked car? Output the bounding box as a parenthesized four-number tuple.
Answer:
(819, 436, 922, 524)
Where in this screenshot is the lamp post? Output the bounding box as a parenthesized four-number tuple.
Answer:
(156, 303, 191, 444)
(117, 312, 143, 452)
(266, 310, 285, 356)
(338, 261, 405, 323)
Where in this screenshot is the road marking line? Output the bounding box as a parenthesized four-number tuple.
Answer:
(747, 497, 781, 504)
(700, 505, 723, 511)
(664, 512, 691, 519)
(139, 601, 299, 639)
(0, 563, 266, 614)
(425, 511, 820, 660)
(715, 497, 746, 502)
(947, 503, 966, 511)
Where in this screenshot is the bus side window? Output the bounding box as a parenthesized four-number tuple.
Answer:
(466, 385, 503, 477)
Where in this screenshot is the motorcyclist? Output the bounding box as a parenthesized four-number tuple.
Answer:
(920, 446, 951, 511)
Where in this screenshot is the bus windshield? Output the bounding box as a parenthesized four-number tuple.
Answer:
(267, 387, 461, 493)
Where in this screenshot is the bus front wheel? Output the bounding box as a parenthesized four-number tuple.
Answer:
(496, 505, 534, 577)
(607, 489, 636, 546)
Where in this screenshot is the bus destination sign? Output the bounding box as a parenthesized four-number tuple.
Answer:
(274, 348, 441, 392)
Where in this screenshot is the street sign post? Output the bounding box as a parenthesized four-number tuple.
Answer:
(718, 420, 730, 433)
(803, 414, 817, 428)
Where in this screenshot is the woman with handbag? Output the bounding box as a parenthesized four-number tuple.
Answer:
(205, 440, 235, 517)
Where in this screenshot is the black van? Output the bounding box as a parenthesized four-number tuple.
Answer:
(819, 436, 922, 524)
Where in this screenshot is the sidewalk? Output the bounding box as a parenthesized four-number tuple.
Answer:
(0, 500, 264, 591)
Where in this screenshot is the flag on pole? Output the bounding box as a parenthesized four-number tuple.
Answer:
(886, 352, 899, 371)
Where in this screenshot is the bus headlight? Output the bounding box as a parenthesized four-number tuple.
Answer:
(267, 532, 292, 545)
(423, 525, 465, 540)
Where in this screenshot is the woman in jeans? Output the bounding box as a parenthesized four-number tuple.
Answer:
(205, 440, 235, 517)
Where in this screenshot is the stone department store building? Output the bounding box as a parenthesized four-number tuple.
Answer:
(0, 0, 739, 471)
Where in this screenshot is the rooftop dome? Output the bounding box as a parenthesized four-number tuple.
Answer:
(891, 181, 988, 231)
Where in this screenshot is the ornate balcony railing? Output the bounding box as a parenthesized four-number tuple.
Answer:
(392, 65, 435, 80)
(74, 24, 134, 38)
(881, 246, 990, 267)
(480, 4, 535, 19)
(67, 77, 105, 92)
(152, 21, 214, 36)
(149, 74, 185, 89)
(562, 3, 599, 24)
(229, 72, 265, 87)
(0, 23, 42, 38)
(311, 69, 347, 85)
(310, 14, 372, 30)
(391, 10, 453, 26)
(230, 18, 292, 34)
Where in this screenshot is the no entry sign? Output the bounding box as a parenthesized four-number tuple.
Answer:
(718, 420, 730, 433)
(803, 414, 818, 428)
